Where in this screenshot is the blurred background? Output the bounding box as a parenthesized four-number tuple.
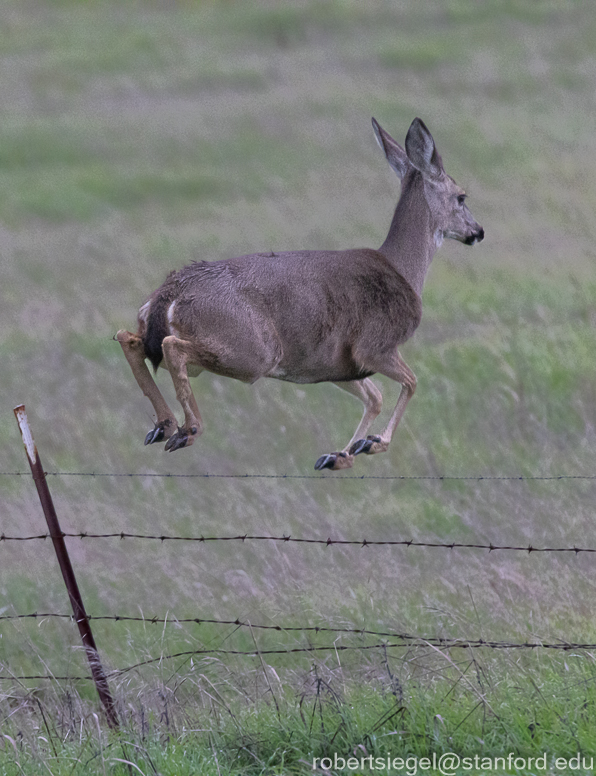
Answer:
(2, 0, 596, 699)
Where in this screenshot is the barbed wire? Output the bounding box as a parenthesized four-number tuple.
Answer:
(0, 612, 436, 640)
(2, 635, 596, 683)
(1, 530, 595, 555)
(3, 612, 596, 651)
(0, 612, 519, 644)
(2, 470, 595, 481)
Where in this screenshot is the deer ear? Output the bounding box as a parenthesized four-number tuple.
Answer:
(405, 118, 444, 179)
(372, 118, 409, 180)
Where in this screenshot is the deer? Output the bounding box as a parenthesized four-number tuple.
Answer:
(116, 117, 484, 471)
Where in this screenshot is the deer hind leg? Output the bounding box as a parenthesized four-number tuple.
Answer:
(314, 378, 383, 471)
(350, 351, 416, 458)
(115, 330, 178, 445)
(160, 335, 204, 452)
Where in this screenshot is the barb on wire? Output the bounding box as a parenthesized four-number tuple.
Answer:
(1, 530, 595, 555)
(1, 470, 595, 481)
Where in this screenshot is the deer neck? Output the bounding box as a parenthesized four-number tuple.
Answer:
(378, 173, 438, 298)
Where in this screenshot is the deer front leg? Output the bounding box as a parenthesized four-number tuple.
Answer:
(314, 378, 383, 471)
(161, 335, 204, 452)
(116, 330, 178, 445)
(349, 352, 416, 458)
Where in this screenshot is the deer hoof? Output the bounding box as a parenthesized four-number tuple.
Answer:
(349, 435, 382, 456)
(145, 426, 164, 445)
(314, 452, 353, 471)
(164, 426, 198, 452)
(144, 419, 174, 446)
(315, 454, 335, 470)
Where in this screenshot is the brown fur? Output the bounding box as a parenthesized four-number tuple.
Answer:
(116, 118, 483, 469)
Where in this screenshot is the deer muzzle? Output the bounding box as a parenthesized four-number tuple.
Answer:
(464, 227, 484, 246)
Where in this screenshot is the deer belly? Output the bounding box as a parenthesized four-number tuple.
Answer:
(267, 358, 374, 384)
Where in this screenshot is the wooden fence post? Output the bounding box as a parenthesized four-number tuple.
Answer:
(13, 404, 119, 731)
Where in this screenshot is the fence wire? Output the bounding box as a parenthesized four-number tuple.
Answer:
(2, 611, 595, 649)
(2, 471, 596, 481)
(2, 530, 596, 555)
(2, 636, 596, 684)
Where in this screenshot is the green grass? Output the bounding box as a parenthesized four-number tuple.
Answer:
(2, 0, 596, 772)
(3, 646, 596, 776)
(3, 650, 596, 774)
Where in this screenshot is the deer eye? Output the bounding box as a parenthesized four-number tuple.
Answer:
(457, 194, 467, 206)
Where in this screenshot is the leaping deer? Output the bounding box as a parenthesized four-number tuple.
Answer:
(116, 117, 484, 471)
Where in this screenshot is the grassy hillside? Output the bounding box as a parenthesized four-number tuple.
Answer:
(2, 0, 596, 772)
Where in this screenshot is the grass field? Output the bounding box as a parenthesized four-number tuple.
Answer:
(2, 0, 596, 773)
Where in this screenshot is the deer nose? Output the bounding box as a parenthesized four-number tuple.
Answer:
(464, 227, 484, 246)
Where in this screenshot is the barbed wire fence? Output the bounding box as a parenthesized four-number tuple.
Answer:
(4, 480, 596, 673)
(5, 406, 596, 727)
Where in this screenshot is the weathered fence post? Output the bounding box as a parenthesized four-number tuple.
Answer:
(13, 404, 119, 731)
